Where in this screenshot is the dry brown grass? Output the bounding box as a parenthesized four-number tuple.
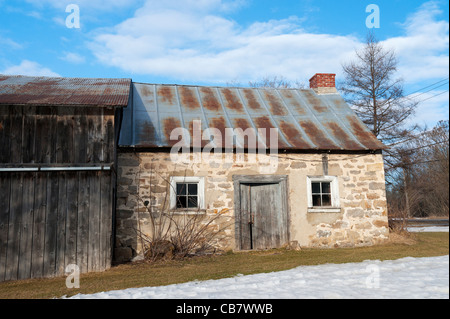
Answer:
(387, 230, 418, 245)
(0, 232, 447, 299)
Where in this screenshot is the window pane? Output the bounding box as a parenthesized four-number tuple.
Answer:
(322, 182, 331, 194)
(176, 183, 187, 195)
(188, 183, 198, 195)
(187, 196, 198, 208)
(312, 194, 321, 206)
(322, 194, 331, 206)
(176, 196, 187, 208)
(312, 182, 321, 194)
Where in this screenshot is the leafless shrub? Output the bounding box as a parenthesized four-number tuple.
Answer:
(133, 164, 233, 262)
(387, 201, 409, 233)
(136, 202, 231, 261)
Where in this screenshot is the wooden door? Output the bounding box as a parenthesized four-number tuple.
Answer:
(239, 182, 288, 250)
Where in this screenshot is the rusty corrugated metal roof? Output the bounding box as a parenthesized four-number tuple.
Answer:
(0, 75, 131, 107)
(119, 83, 386, 151)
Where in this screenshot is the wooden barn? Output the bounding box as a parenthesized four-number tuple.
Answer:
(0, 75, 131, 281)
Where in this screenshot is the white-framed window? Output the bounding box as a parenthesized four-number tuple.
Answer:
(170, 176, 205, 211)
(306, 176, 340, 213)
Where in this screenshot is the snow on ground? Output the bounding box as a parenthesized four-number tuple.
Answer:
(70, 255, 449, 299)
(69, 227, 449, 299)
(407, 226, 449, 232)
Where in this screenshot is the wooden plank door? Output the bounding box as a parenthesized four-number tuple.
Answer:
(239, 184, 252, 250)
(239, 183, 288, 250)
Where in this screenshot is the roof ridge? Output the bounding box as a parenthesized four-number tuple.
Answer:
(131, 81, 313, 91)
(0, 74, 132, 81)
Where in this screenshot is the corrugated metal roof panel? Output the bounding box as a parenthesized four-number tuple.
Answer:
(0, 75, 131, 107)
(119, 83, 386, 151)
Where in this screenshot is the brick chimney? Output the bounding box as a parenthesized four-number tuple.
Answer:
(309, 73, 337, 94)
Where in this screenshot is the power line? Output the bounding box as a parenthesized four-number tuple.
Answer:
(415, 89, 449, 104)
(399, 78, 449, 103)
(405, 77, 449, 96)
(410, 82, 449, 99)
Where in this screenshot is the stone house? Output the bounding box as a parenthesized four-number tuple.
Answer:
(115, 73, 389, 260)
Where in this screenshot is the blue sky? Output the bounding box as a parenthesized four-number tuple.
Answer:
(0, 0, 448, 129)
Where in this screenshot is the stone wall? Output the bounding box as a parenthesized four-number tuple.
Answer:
(115, 151, 389, 260)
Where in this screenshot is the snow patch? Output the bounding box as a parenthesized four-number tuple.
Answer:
(69, 255, 449, 299)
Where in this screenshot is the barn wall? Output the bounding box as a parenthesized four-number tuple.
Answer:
(0, 105, 116, 282)
(0, 171, 113, 281)
(115, 151, 389, 258)
(0, 105, 116, 165)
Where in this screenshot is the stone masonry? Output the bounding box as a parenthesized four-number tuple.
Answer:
(115, 151, 390, 260)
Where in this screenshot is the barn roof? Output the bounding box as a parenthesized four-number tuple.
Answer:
(119, 82, 386, 151)
(0, 75, 131, 107)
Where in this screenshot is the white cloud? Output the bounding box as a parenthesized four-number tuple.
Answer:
(88, 0, 359, 83)
(87, 0, 448, 86)
(59, 52, 86, 64)
(407, 90, 450, 129)
(27, 11, 42, 19)
(25, 0, 142, 11)
(133, 0, 247, 14)
(0, 36, 23, 50)
(1, 60, 61, 77)
(382, 1, 449, 82)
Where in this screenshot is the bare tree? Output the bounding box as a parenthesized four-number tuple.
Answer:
(249, 75, 305, 89)
(406, 121, 449, 217)
(340, 32, 421, 183)
(340, 33, 419, 143)
(227, 75, 306, 89)
(386, 121, 449, 219)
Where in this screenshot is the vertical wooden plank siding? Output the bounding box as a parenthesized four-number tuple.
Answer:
(65, 171, 79, 268)
(48, 107, 58, 163)
(76, 171, 90, 274)
(31, 172, 47, 279)
(22, 106, 36, 164)
(5, 173, 23, 281)
(18, 172, 35, 280)
(35, 106, 51, 164)
(88, 171, 101, 273)
(0, 173, 11, 282)
(43, 172, 58, 278)
(100, 171, 112, 271)
(0, 171, 114, 282)
(9, 106, 22, 164)
(0, 106, 116, 282)
(0, 107, 11, 281)
(56, 172, 67, 276)
(0, 105, 11, 163)
(239, 184, 252, 250)
(74, 108, 88, 164)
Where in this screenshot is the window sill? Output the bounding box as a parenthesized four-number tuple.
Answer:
(307, 207, 341, 213)
(169, 209, 207, 215)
